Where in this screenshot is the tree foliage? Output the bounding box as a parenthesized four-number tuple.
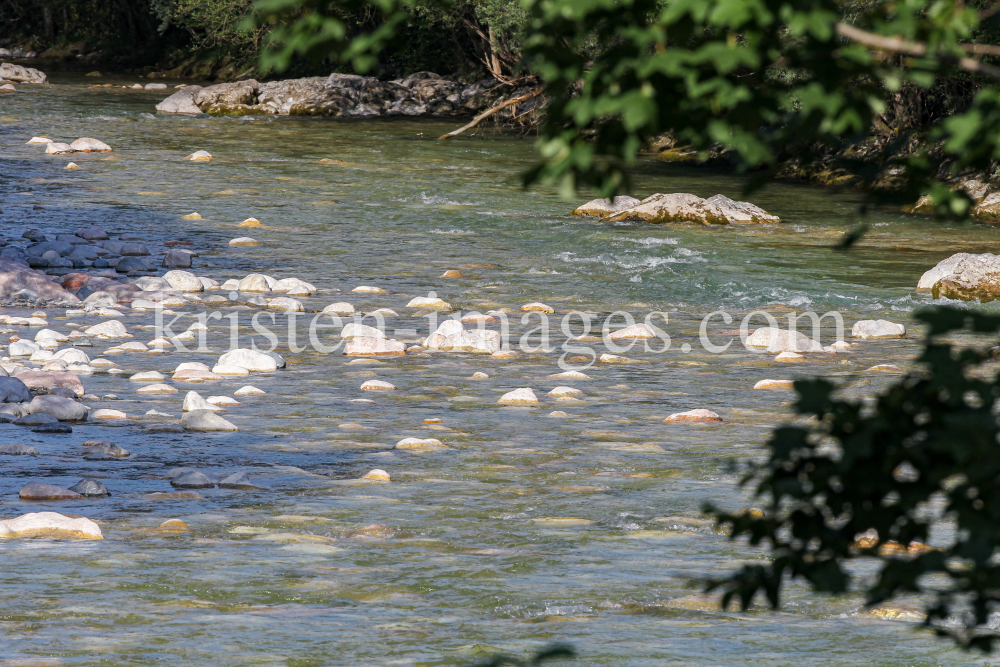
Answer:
(709, 306, 1000, 651)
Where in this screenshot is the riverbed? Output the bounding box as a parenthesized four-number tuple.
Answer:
(0, 69, 995, 666)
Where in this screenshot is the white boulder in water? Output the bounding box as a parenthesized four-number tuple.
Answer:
(575, 192, 780, 225)
(917, 253, 1000, 302)
(70, 138, 111, 152)
(744, 327, 822, 353)
(852, 320, 906, 339)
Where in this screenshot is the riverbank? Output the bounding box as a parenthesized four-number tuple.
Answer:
(0, 75, 996, 665)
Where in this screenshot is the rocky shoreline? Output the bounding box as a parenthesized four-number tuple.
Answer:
(156, 71, 543, 119)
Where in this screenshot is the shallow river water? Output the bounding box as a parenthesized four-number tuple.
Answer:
(1, 70, 999, 666)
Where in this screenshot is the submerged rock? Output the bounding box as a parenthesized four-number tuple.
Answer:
(68, 478, 110, 497)
(171, 471, 217, 488)
(664, 409, 723, 423)
(19, 482, 83, 500)
(744, 327, 822, 353)
(497, 387, 539, 404)
(0, 443, 39, 455)
(155, 85, 204, 114)
(219, 472, 261, 489)
(70, 138, 111, 152)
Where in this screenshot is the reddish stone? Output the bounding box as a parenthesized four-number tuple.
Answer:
(59, 273, 91, 292)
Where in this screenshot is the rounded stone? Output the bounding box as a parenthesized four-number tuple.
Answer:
(19, 482, 83, 500)
(171, 471, 216, 489)
(68, 478, 110, 497)
(497, 388, 539, 405)
(664, 409, 723, 423)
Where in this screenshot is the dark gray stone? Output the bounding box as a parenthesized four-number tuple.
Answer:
(32, 422, 72, 433)
(171, 471, 216, 489)
(0, 376, 31, 403)
(68, 478, 110, 497)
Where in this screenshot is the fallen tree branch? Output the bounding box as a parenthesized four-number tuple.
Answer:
(438, 88, 545, 140)
(835, 22, 1000, 81)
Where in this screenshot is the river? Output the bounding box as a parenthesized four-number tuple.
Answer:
(0, 68, 993, 666)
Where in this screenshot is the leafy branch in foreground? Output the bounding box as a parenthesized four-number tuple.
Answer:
(708, 305, 1000, 652)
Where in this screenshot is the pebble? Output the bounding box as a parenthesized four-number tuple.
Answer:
(774, 351, 805, 362)
(471, 372, 489, 378)
(234, 385, 265, 396)
(187, 150, 212, 162)
(497, 388, 539, 404)
(65, 162, 79, 170)
(664, 409, 723, 423)
(239, 217, 263, 227)
(754, 379, 795, 389)
(19, 482, 83, 500)
(68, 478, 110, 497)
(362, 469, 390, 481)
(352, 286, 387, 294)
(360, 380, 397, 391)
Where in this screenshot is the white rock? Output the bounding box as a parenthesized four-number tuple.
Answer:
(183, 390, 224, 412)
(497, 388, 538, 404)
(549, 371, 591, 380)
(344, 337, 405, 356)
(547, 386, 583, 397)
(45, 142, 75, 155)
(8, 340, 40, 356)
(745, 327, 822, 353)
(852, 320, 906, 339)
(439, 329, 501, 354)
(162, 270, 204, 293)
(181, 410, 238, 431)
(175, 362, 211, 373)
(341, 323, 385, 339)
(607, 323, 656, 340)
(237, 274, 271, 292)
(129, 371, 165, 382)
(84, 320, 130, 339)
(323, 302, 355, 315)
(362, 469, 390, 481)
(774, 351, 805, 362)
(53, 348, 89, 364)
(136, 383, 177, 394)
(217, 348, 278, 372)
(26, 137, 53, 144)
(228, 237, 260, 247)
(212, 363, 251, 376)
(0, 512, 102, 539)
(521, 302, 554, 313)
(206, 396, 241, 406)
(360, 380, 397, 391)
(267, 297, 304, 312)
(187, 150, 212, 162)
(34, 328, 67, 343)
(406, 296, 451, 309)
(70, 137, 112, 152)
(754, 379, 795, 389)
(352, 286, 386, 294)
(571, 196, 641, 218)
(234, 385, 265, 396)
(394, 437, 447, 450)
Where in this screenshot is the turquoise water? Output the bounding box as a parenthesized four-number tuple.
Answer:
(0, 69, 996, 665)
